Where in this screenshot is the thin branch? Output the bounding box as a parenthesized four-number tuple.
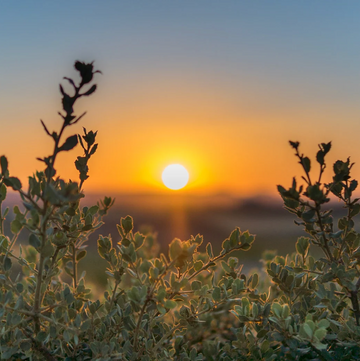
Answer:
(151, 324, 183, 354)
(72, 243, 77, 289)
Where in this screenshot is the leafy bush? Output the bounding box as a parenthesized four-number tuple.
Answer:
(0, 62, 360, 360)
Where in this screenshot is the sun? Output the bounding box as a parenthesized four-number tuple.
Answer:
(162, 164, 189, 190)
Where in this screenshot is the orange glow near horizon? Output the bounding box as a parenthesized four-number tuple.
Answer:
(2, 71, 360, 198)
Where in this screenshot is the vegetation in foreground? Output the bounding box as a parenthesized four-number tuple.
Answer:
(0, 62, 360, 360)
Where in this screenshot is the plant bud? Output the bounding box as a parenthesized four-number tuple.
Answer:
(121, 216, 133, 234)
(51, 230, 68, 246)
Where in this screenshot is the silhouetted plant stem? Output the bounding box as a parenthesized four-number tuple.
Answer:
(293, 147, 334, 262)
(338, 181, 352, 259)
(46, 121, 66, 184)
(152, 324, 182, 354)
(34, 72, 84, 323)
(33, 258, 44, 332)
(72, 243, 77, 289)
(0, 201, 3, 235)
(350, 276, 360, 326)
(133, 260, 177, 349)
(50, 247, 61, 268)
(314, 206, 333, 262)
(22, 328, 56, 361)
(33, 205, 54, 332)
(133, 296, 151, 350)
(109, 281, 120, 310)
(188, 243, 249, 281)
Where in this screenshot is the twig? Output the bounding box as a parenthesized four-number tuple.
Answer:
(72, 243, 77, 289)
(22, 329, 57, 361)
(151, 324, 183, 354)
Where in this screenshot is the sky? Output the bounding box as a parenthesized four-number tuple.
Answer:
(1, 1, 360, 196)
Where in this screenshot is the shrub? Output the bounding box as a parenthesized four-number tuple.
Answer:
(0, 62, 359, 360)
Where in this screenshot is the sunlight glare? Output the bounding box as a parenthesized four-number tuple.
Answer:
(162, 164, 189, 190)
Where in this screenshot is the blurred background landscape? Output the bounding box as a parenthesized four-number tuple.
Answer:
(2, 191, 349, 291)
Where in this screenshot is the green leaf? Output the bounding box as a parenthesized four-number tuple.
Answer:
(5, 177, 22, 191)
(229, 228, 240, 246)
(301, 209, 315, 222)
(301, 157, 311, 173)
(85, 214, 92, 226)
(314, 328, 327, 341)
(296, 237, 310, 257)
(281, 304, 290, 318)
(322, 142, 331, 154)
(66, 207, 76, 216)
(36, 331, 47, 342)
(82, 84, 97, 96)
(289, 141, 299, 150)
(316, 150, 324, 165)
(303, 323, 313, 338)
(228, 257, 238, 269)
(350, 203, 360, 218)
(191, 281, 202, 291)
(80, 319, 91, 331)
(338, 217, 354, 230)
(221, 261, 231, 274)
(272, 302, 282, 318)
(42, 241, 54, 258)
(206, 242, 213, 259)
(157, 304, 167, 314)
(3, 257, 12, 271)
(134, 232, 145, 250)
(89, 143, 98, 156)
(16, 283, 23, 294)
(63, 330, 71, 343)
(257, 329, 268, 339)
(317, 319, 330, 329)
(260, 340, 270, 353)
(29, 234, 41, 249)
(59, 134, 78, 151)
(312, 342, 327, 350)
(0, 183, 6, 201)
(0, 155, 8, 175)
(194, 260, 203, 271)
(307, 184, 325, 202)
(76, 250, 87, 261)
(169, 238, 182, 261)
(164, 300, 177, 309)
(221, 239, 230, 252)
(104, 196, 112, 207)
(20, 341, 31, 352)
(350, 179, 358, 192)
(4, 291, 13, 304)
(212, 287, 221, 302)
(251, 273, 259, 289)
(88, 205, 99, 215)
(10, 219, 22, 234)
(121, 215, 133, 233)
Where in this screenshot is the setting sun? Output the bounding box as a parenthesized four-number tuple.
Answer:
(162, 164, 189, 190)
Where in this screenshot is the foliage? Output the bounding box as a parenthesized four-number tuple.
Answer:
(0, 63, 360, 360)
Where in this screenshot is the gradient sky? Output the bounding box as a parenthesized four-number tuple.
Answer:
(1, 1, 360, 196)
